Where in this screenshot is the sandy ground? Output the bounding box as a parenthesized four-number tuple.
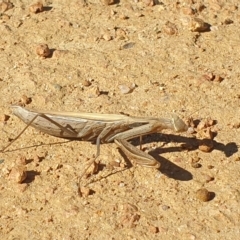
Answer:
(0, 0, 240, 239)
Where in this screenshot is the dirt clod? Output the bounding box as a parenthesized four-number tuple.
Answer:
(149, 225, 159, 233)
(8, 165, 27, 183)
(191, 162, 202, 168)
(82, 79, 92, 87)
(17, 183, 28, 192)
(21, 95, 32, 105)
(79, 186, 91, 197)
(87, 86, 100, 98)
(15, 156, 27, 165)
(29, 2, 44, 14)
(205, 175, 214, 183)
(197, 128, 214, 140)
(214, 75, 224, 82)
(0, 1, 13, 13)
(120, 203, 140, 228)
(163, 21, 178, 35)
(207, 165, 214, 169)
(196, 188, 212, 202)
(234, 156, 240, 161)
(108, 160, 121, 168)
(0, 114, 10, 122)
(198, 139, 214, 152)
(182, 7, 195, 15)
(102, 32, 112, 41)
(36, 44, 51, 58)
(144, 0, 155, 7)
(101, 0, 115, 5)
(118, 83, 136, 94)
(190, 18, 210, 32)
(85, 160, 99, 178)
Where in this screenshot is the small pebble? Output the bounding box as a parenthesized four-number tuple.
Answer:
(197, 120, 207, 130)
(29, 2, 44, 14)
(110, 9, 116, 16)
(191, 156, 200, 163)
(191, 162, 202, 168)
(197, 3, 206, 12)
(149, 225, 159, 233)
(198, 140, 213, 152)
(207, 165, 214, 169)
(214, 75, 224, 82)
(79, 186, 91, 197)
(17, 183, 28, 192)
(109, 160, 121, 168)
(232, 123, 240, 129)
(87, 86, 100, 98)
(36, 44, 51, 58)
(234, 157, 240, 161)
(101, 0, 115, 5)
(0, 1, 13, 13)
(118, 83, 136, 94)
(202, 74, 223, 83)
(144, 0, 155, 7)
(196, 188, 212, 202)
(187, 127, 195, 134)
(0, 114, 10, 122)
(205, 175, 214, 183)
(115, 28, 127, 40)
(0, 13, 10, 21)
(182, 7, 195, 15)
(162, 205, 170, 211)
(202, 72, 215, 81)
(82, 79, 91, 87)
(223, 18, 233, 25)
(15, 156, 27, 165)
(21, 95, 32, 105)
(119, 14, 128, 20)
(33, 154, 41, 166)
(52, 83, 62, 91)
(102, 32, 112, 41)
(189, 18, 210, 32)
(85, 160, 99, 177)
(121, 42, 135, 50)
(197, 128, 214, 139)
(206, 118, 215, 127)
(119, 181, 125, 187)
(8, 165, 27, 183)
(163, 21, 178, 35)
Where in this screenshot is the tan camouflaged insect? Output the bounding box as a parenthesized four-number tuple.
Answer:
(1, 105, 188, 194)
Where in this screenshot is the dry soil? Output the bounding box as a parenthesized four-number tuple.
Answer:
(0, 0, 240, 239)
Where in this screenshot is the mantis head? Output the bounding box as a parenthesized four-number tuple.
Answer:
(171, 114, 188, 132)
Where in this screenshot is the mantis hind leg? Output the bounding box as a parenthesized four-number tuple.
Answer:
(114, 138, 160, 168)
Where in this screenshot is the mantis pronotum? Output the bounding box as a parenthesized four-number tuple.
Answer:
(1, 105, 188, 193)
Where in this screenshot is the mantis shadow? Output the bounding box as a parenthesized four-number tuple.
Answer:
(3, 132, 237, 183)
(117, 148, 193, 181)
(129, 133, 238, 158)
(2, 140, 73, 152)
(122, 132, 238, 181)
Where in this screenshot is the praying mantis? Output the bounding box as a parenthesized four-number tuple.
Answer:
(1, 105, 188, 192)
